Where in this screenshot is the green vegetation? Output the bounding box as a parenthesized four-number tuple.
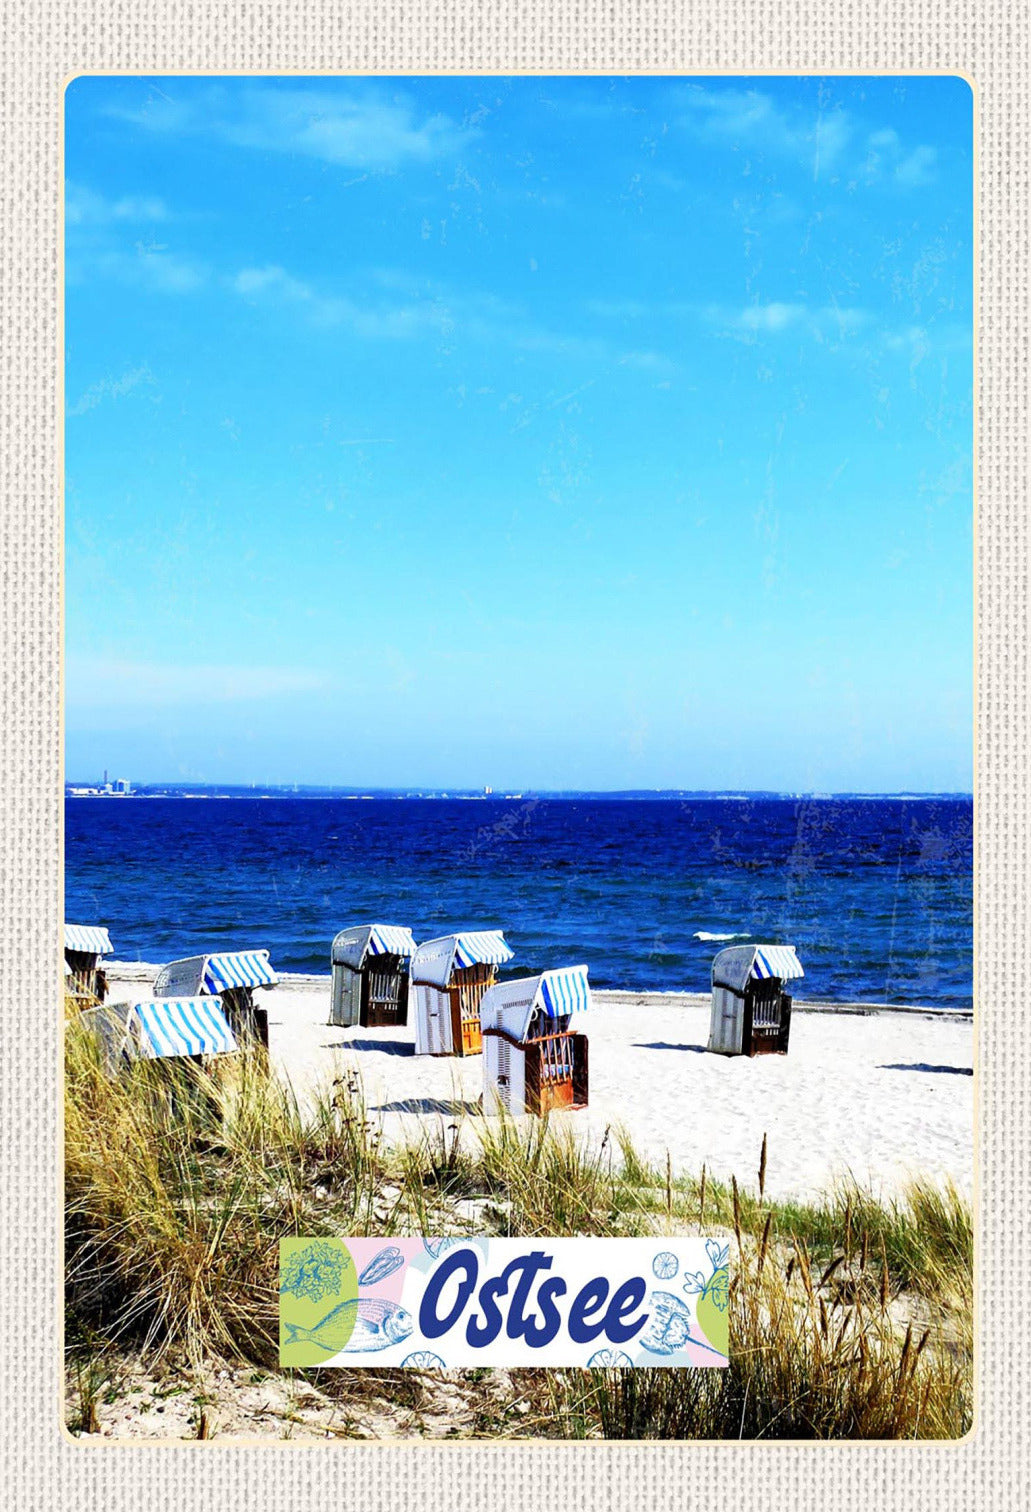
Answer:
(64, 1016, 972, 1440)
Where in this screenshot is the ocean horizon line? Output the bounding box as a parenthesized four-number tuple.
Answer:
(65, 783, 974, 801)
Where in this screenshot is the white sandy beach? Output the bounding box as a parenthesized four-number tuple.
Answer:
(106, 966, 973, 1204)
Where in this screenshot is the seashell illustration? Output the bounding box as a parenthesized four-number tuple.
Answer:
(423, 1237, 464, 1259)
(588, 1349, 633, 1368)
(640, 1291, 727, 1360)
(639, 1291, 697, 1356)
(402, 1351, 446, 1369)
(358, 1245, 405, 1285)
(651, 1251, 679, 1280)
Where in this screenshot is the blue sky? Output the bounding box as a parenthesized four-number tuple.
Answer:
(65, 75, 973, 791)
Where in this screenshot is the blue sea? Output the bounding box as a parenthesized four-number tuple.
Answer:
(64, 795, 973, 1007)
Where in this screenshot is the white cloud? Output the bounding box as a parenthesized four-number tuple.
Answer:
(895, 145, 938, 188)
(230, 263, 451, 339)
(674, 87, 941, 193)
(702, 302, 870, 342)
(586, 294, 878, 351)
(736, 301, 807, 333)
(229, 261, 675, 371)
(67, 365, 155, 417)
(66, 658, 327, 712)
(882, 322, 970, 355)
(675, 85, 852, 175)
(862, 130, 939, 189)
(106, 83, 475, 172)
(66, 182, 170, 225)
(66, 183, 207, 294)
(233, 265, 309, 300)
(66, 242, 208, 295)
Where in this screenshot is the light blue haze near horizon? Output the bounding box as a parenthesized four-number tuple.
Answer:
(65, 75, 973, 793)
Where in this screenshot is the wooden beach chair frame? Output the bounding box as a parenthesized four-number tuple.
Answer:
(65, 948, 109, 1008)
(448, 962, 496, 1056)
(482, 1023, 589, 1113)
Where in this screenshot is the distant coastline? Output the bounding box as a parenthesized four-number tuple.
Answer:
(65, 784, 974, 802)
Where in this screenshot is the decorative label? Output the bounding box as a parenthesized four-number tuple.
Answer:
(279, 1238, 730, 1368)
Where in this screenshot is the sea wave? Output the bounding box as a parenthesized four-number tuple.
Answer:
(693, 931, 750, 942)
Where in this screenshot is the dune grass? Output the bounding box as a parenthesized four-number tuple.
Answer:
(64, 1017, 972, 1439)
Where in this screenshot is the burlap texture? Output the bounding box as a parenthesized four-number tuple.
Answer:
(1, 3, 1023, 1506)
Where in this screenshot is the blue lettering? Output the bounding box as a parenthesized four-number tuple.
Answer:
(466, 1274, 507, 1348)
(604, 1277, 648, 1343)
(504, 1252, 555, 1341)
(568, 1277, 610, 1344)
(524, 1275, 567, 1347)
(419, 1248, 478, 1340)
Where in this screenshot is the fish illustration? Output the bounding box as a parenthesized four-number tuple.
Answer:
(282, 1297, 414, 1355)
(358, 1245, 405, 1285)
(639, 1291, 726, 1359)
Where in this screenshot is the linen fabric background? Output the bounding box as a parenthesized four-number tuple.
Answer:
(1, 2, 1025, 1507)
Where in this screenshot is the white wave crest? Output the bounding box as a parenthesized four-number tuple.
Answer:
(693, 931, 750, 942)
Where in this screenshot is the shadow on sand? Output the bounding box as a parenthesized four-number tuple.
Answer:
(324, 1039, 416, 1056)
(634, 1041, 709, 1054)
(879, 1062, 973, 1076)
(373, 1097, 481, 1116)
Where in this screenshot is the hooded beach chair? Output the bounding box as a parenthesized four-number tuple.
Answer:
(480, 964, 591, 1114)
(64, 923, 114, 1007)
(329, 923, 417, 1028)
(707, 944, 804, 1056)
(153, 949, 278, 1048)
(411, 930, 514, 1056)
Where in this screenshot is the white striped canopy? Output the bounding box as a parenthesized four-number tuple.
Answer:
(711, 944, 804, 992)
(412, 930, 514, 989)
(369, 924, 416, 958)
(453, 931, 514, 970)
(65, 923, 113, 956)
(128, 998, 238, 1059)
(480, 964, 592, 1043)
(153, 950, 278, 998)
(202, 951, 278, 991)
(332, 924, 416, 971)
(538, 964, 591, 1019)
(752, 945, 804, 981)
